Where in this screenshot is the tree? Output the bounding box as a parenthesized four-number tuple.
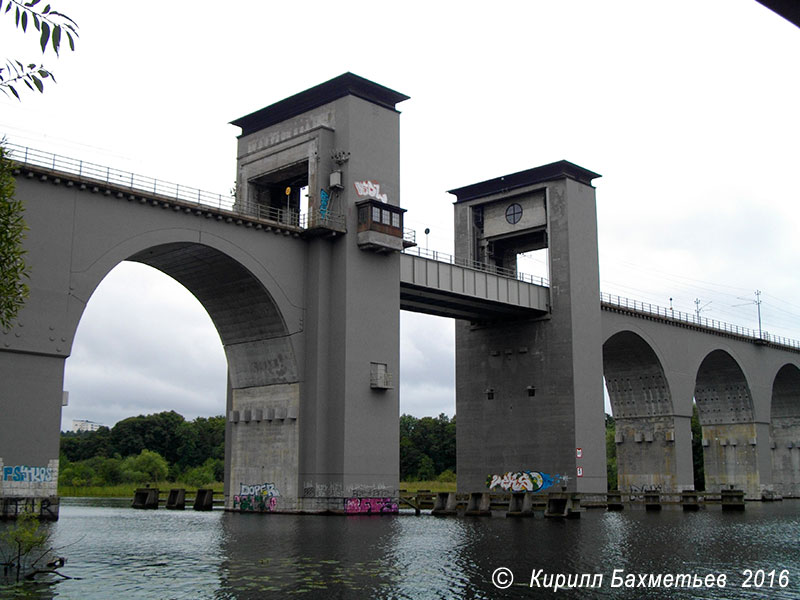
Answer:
(0, 0, 79, 99)
(109, 411, 185, 464)
(416, 454, 436, 481)
(0, 512, 52, 582)
(0, 142, 30, 330)
(60, 427, 111, 462)
(398, 413, 457, 480)
(120, 450, 168, 484)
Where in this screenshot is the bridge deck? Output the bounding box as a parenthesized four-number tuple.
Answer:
(400, 252, 549, 320)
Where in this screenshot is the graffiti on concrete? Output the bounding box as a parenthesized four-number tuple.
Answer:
(239, 482, 280, 497)
(2, 465, 54, 482)
(344, 497, 398, 514)
(319, 188, 330, 219)
(353, 180, 388, 203)
(233, 494, 278, 512)
(486, 470, 564, 493)
(1, 496, 59, 520)
(302, 481, 395, 498)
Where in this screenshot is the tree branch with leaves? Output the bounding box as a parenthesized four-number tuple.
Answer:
(0, 0, 78, 99)
(0, 141, 30, 330)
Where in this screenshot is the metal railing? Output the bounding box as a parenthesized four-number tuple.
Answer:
(5, 142, 346, 231)
(403, 246, 549, 287)
(601, 292, 800, 350)
(5, 142, 239, 212)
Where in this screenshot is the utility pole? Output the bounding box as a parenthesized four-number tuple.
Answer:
(734, 290, 764, 340)
(694, 298, 711, 322)
(755, 289, 763, 339)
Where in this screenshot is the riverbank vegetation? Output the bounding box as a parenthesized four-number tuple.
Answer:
(59, 412, 224, 494)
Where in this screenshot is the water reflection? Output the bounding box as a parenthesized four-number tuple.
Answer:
(0, 500, 798, 599)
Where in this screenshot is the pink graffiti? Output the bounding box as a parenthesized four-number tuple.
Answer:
(344, 497, 398, 514)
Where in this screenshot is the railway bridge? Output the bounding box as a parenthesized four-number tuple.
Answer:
(1, 74, 797, 517)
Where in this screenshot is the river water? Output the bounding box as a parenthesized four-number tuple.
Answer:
(0, 498, 798, 599)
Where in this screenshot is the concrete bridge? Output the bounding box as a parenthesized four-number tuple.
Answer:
(1, 73, 798, 517)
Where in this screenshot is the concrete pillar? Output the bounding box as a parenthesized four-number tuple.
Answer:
(231, 74, 409, 511)
(0, 352, 62, 517)
(451, 162, 606, 495)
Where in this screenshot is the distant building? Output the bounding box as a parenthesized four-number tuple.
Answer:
(72, 419, 104, 433)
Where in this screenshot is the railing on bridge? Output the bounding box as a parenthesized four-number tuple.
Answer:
(6, 143, 240, 212)
(403, 246, 549, 287)
(4, 142, 348, 232)
(601, 292, 800, 350)
(8, 143, 797, 348)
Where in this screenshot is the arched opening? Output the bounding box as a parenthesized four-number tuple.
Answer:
(770, 363, 800, 498)
(694, 349, 758, 497)
(63, 262, 226, 430)
(602, 331, 677, 492)
(65, 242, 299, 509)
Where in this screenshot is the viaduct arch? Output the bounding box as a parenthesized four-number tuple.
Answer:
(601, 311, 800, 498)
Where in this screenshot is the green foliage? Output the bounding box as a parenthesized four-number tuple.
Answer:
(59, 413, 226, 490)
(399, 413, 456, 481)
(183, 465, 214, 488)
(110, 411, 186, 465)
(175, 416, 225, 470)
(0, 0, 79, 98)
(416, 454, 436, 481)
(605, 413, 617, 490)
(0, 512, 51, 582)
(60, 427, 111, 462)
(121, 450, 168, 484)
(0, 142, 30, 330)
(437, 468, 456, 483)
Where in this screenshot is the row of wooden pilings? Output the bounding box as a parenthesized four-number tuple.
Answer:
(398, 488, 750, 517)
(131, 488, 218, 511)
(130, 487, 750, 514)
(606, 489, 746, 511)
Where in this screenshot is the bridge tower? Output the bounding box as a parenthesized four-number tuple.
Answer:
(450, 162, 607, 495)
(226, 74, 412, 511)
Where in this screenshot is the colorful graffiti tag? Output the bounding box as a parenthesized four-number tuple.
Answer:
(353, 180, 388, 203)
(233, 495, 278, 512)
(2, 465, 54, 482)
(319, 188, 330, 218)
(486, 471, 564, 493)
(344, 497, 398, 514)
(239, 482, 280, 497)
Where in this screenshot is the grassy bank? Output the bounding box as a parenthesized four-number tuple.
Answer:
(59, 481, 225, 498)
(398, 480, 457, 493)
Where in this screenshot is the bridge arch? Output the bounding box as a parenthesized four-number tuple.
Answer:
(693, 349, 759, 496)
(69, 235, 303, 507)
(770, 363, 800, 497)
(602, 330, 679, 492)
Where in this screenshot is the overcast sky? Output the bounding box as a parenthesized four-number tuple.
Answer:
(2, 1, 799, 430)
